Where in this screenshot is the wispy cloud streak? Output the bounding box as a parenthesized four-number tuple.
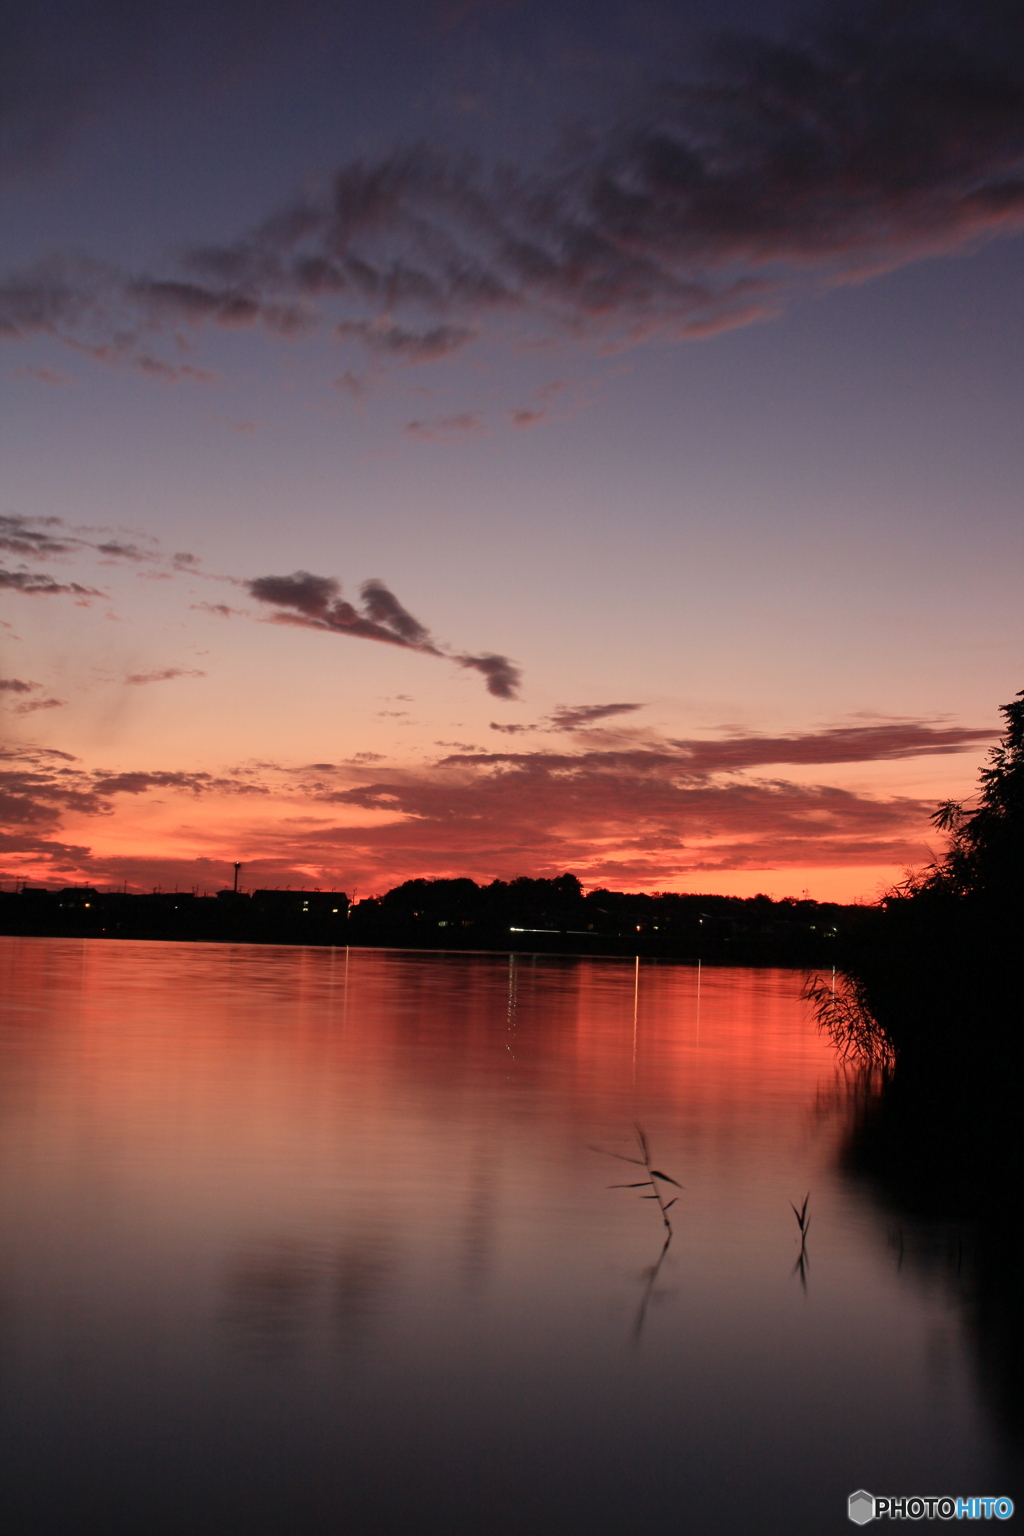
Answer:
(125, 667, 207, 685)
(0, 678, 65, 715)
(247, 571, 521, 697)
(0, 519, 518, 696)
(492, 702, 643, 734)
(0, 566, 103, 598)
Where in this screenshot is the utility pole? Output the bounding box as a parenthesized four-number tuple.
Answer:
(233, 862, 242, 894)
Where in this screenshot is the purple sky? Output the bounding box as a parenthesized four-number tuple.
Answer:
(2, 0, 1023, 898)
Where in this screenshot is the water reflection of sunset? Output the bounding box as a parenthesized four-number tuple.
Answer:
(0, 939, 995, 1534)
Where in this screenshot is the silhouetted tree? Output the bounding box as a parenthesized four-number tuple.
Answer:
(825, 687, 1024, 1074)
(926, 689, 1024, 903)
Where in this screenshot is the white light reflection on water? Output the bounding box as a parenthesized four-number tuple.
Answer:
(0, 939, 1002, 1534)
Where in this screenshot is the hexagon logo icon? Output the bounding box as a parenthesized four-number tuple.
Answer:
(848, 1490, 875, 1525)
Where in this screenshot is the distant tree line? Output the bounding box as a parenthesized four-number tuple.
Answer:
(0, 885, 351, 947)
(0, 873, 857, 963)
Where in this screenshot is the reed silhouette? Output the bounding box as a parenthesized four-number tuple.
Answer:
(791, 1193, 810, 1292)
(594, 1126, 682, 1343)
(602, 1124, 681, 1235)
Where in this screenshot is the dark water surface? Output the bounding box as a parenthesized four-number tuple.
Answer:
(0, 940, 1014, 1533)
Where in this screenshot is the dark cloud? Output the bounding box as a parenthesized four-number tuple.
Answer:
(0, 262, 226, 378)
(665, 720, 1000, 772)
(486, 715, 995, 761)
(548, 702, 643, 732)
(95, 540, 149, 561)
(124, 667, 207, 685)
(360, 578, 433, 646)
(0, 679, 65, 714)
(250, 571, 347, 619)
(131, 355, 217, 384)
(159, 2, 1024, 333)
(0, 514, 167, 574)
(128, 279, 262, 328)
(247, 571, 422, 646)
(9, 4, 1021, 373)
(336, 320, 476, 361)
(455, 652, 521, 700)
(0, 759, 107, 825)
(247, 571, 520, 697)
(490, 701, 643, 733)
(0, 256, 106, 338)
(0, 829, 94, 869)
(0, 517, 221, 609)
(14, 696, 66, 715)
(0, 566, 103, 597)
(0, 514, 75, 558)
(404, 412, 481, 439)
(91, 769, 266, 797)
(133, 281, 309, 339)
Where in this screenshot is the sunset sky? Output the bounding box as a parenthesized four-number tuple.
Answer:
(2, 0, 1023, 901)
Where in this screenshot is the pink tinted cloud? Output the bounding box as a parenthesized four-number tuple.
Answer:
(14, 697, 66, 715)
(477, 719, 998, 769)
(0, 712, 991, 892)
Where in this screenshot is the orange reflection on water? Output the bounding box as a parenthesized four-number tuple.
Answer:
(0, 938, 988, 1536)
(0, 939, 835, 1187)
(0, 938, 837, 1313)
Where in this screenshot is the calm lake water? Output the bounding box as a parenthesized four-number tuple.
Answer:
(0, 938, 1016, 1533)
